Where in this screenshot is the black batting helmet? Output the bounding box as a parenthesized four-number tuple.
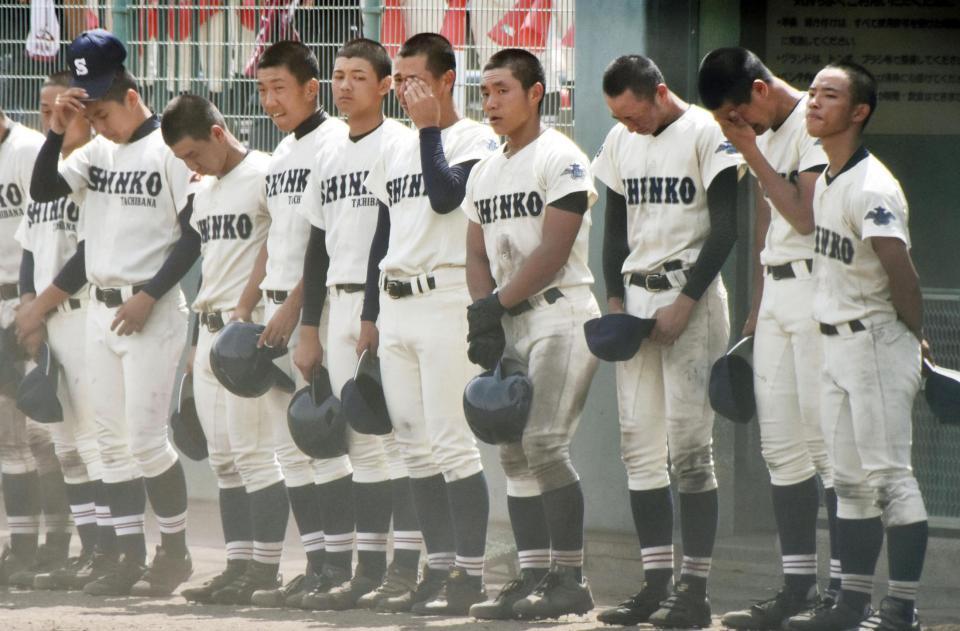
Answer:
(340, 350, 392, 435)
(287, 364, 347, 459)
(463, 358, 533, 445)
(170, 373, 208, 461)
(210, 321, 296, 398)
(16, 343, 63, 423)
(709, 336, 756, 424)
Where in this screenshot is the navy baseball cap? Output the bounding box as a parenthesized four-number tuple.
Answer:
(16, 343, 63, 424)
(709, 336, 756, 424)
(924, 359, 960, 425)
(583, 313, 656, 362)
(67, 29, 127, 100)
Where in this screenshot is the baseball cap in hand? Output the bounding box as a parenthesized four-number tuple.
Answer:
(67, 29, 127, 100)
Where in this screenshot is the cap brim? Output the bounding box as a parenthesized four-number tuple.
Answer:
(71, 72, 116, 100)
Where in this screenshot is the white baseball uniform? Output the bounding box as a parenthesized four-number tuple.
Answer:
(57, 122, 190, 483)
(261, 113, 354, 488)
(189, 149, 285, 495)
(591, 106, 738, 494)
(812, 148, 926, 527)
(753, 95, 832, 488)
(364, 117, 497, 482)
(463, 127, 601, 497)
(297, 119, 410, 483)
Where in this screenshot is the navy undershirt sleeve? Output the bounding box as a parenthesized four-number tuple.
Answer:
(419, 127, 479, 214)
(142, 195, 201, 299)
(52, 240, 86, 295)
(191, 275, 201, 346)
(361, 202, 391, 323)
(602, 187, 629, 300)
(301, 226, 330, 327)
(30, 131, 73, 202)
(682, 166, 739, 301)
(550, 190, 589, 215)
(19, 250, 36, 296)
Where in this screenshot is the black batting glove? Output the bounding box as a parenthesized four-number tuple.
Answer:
(467, 293, 506, 340)
(467, 326, 505, 370)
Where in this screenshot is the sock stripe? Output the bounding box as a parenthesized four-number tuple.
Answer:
(71, 502, 98, 526)
(156, 511, 187, 534)
(7, 516, 41, 534)
(112, 515, 146, 536)
(830, 558, 842, 579)
(841, 573, 874, 594)
(783, 554, 818, 574)
(642, 545, 675, 570)
(427, 552, 455, 570)
(552, 549, 584, 567)
(888, 580, 918, 601)
(324, 532, 355, 553)
(393, 530, 423, 550)
(226, 540, 253, 560)
(680, 555, 712, 578)
(518, 549, 551, 570)
(456, 555, 484, 576)
(356, 533, 388, 552)
(300, 531, 325, 552)
(253, 541, 284, 564)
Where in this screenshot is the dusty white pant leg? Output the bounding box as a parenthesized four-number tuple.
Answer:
(326, 289, 390, 484)
(193, 325, 244, 490)
(263, 299, 352, 486)
(824, 322, 926, 527)
(46, 307, 102, 484)
(0, 300, 36, 475)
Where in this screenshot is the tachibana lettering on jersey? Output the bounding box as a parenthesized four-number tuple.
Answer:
(474, 191, 544, 224)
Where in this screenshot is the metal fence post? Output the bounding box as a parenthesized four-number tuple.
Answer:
(361, 0, 382, 41)
(112, 0, 133, 46)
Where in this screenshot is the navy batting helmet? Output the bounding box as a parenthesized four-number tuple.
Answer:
(16, 343, 63, 423)
(210, 321, 296, 398)
(924, 359, 960, 425)
(170, 373, 208, 461)
(0, 326, 24, 395)
(288, 364, 347, 459)
(341, 350, 392, 435)
(709, 336, 756, 424)
(463, 358, 533, 445)
(584, 313, 656, 362)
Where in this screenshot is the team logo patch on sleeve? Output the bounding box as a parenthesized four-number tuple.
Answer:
(715, 140, 739, 155)
(484, 138, 499, 151)
(866, 206, 894, 226)
(561, 163, 586, 180)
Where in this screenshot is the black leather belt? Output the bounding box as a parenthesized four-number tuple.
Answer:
(767, 259, 813, 280)
(95, 285, 145, 308)
(335, 283, 365, 294)
(627, 260, 688, 292)
(383, 275, 435, 299)
(0, 283, 19, 300)
(200, 311, 225, 332)
(265, 290, 288, 303)
(820, 320, 866, 336)
(63, 298, 82, 311)
(507, 287, 564, 316)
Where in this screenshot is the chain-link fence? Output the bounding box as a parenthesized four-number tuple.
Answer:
(1, 1, 575, 152)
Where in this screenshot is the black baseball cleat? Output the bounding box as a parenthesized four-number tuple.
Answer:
(0, 544, 35, 586)
(181, 559, 248, 604)
(356, 562, 418, 609)
(83, 553, 147, 596)
(597, 581, 670, 626)
(55, 550, 118, 591)
(211, 560, 281, 605)
(250, 570, 320, 608)
(721, 585, 819, 629)
(34, 549, 96, 590)
(856, 597, 920, 631)
(412, 567, 486, 616)
(512, 565, 594, 620)
(786, 597, 872, 631)
(301, 564, 380, 611)
(376, 565, 446, 613)
(129, 546, 193, 597)
(298, 563, 351, 610)
(649, 580, 712, 628)
(469, 568, 542, 620)
(8, 542, 69, 589)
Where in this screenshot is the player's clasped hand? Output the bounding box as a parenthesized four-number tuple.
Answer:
(111, 291, 157, 336)
(650, 294, 696, 346)
(51, 87, 89, 134)
(14, 300, 45, 346)
(467, 294, 507, 370)
(403, 77, 441, 129)
(258, 299, 298, 348)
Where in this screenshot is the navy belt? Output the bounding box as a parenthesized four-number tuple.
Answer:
(335, 283, 366, 294)
(200, 311, 226, 332)
(507, 287, 564, 316)
(819, 320, 866, 336)
(766, 259, 813, 280)
(95, 285, 145, 308)
(383, 276, 435, 299)
(265, 290, 288, 303)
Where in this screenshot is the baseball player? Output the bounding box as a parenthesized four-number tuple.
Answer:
(358, 32, 497, 615)
(462, 48, 600, 621)
(293, 38, 423, 610)
(243, 40, 357, 609)
(697, 47, 839, 627)
(13, 71, 121, 592)
(0, 104, 70, 586)
(24, 29, 195, 597)
(159, 94, 292, 605)
(787, 62, 930, 631)
(591, 55, 741, 627)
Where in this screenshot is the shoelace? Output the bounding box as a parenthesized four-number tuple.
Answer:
(494, 577, 525, 602)
(531, 571, 561, 596)
(281, 573, 306, 595)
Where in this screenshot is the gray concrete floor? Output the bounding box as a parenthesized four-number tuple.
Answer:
(2, 499, 958, 630)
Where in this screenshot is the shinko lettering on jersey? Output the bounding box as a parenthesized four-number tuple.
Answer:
(814, 224, 854, 265)
(0, 182, 24, 210)
(265, 168, 310, 204)
(474, 191, 545, 224)
(622, 176, 697, 205)
(196, 213, 255, 243)
(26, 197, 80, 229)
(318, 170, 375, 207)
(385, 172, 427, 206)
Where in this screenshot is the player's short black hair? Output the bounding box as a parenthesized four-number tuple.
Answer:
(100, 67, 139, 104)
(43, 70, 72, 89)
(398, 33, 456, 79)
(602, 55, 664, 100)
(484, 48, 545, 112)
(161, 93, 228, 146)
(824, 60, 878, 130)
(258, 40, 320, 83)
(697, 47, 773, 110)
(337, 38, 392, 81)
